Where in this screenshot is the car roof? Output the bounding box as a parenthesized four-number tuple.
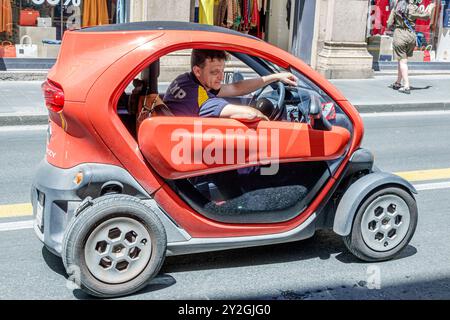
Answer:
(77, 20, 260, 40)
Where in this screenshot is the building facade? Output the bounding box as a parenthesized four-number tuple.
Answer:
(1, 0, 449, 78)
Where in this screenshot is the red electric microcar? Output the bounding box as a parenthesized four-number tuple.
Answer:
(31, 21, 418, 298)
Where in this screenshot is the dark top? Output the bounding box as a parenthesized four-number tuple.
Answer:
(387, 3, 433, 30)
(163, 72, 229, 117)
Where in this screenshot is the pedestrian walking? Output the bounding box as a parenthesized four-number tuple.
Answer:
(387, 0, 436, 94)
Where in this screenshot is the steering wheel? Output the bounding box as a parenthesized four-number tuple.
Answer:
(250, 81, 286, 120)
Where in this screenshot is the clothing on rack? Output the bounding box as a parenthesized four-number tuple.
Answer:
(199, 0, 215, 25)
(214, 0, 220, 26)
(415, 0, 434, 43)
(374, 0, 391, 35)
(0, 0, 12, 36)
(251, 0, 259, 28)
(213, 0, 265, 38)
(116, 0, 127, 24)
(259, 0, 266, 39)
(82, 0, 109, 28)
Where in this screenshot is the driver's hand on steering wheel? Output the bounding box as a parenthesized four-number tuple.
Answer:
(254, 109, 270, 121)
(270, 72, 298, 87)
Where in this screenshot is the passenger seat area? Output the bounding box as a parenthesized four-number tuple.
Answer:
(117, 60, 168, 138)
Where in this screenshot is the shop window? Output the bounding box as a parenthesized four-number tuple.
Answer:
(192, 0, 269, 40)
(0, 0, 129, 60)
(367, 0, 443, 62)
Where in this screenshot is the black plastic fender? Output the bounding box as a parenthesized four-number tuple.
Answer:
(333, 172, 417, 236)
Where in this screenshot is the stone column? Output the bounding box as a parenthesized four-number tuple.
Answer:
(129, 0, 194, 82)
(315, 0, 373, 79)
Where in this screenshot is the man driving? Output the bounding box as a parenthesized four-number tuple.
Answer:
(163, 49, 297, 120)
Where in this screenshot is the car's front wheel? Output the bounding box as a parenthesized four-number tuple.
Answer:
(62, 194, 167, 298)
(343, 187, 418, 262)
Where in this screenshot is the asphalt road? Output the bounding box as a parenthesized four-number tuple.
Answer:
(0, 113, 450, 300)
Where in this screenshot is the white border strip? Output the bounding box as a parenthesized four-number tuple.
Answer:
(361, 110, 450, 118)
(0, 220, 34, 232)
(414, 181, 450, 191)
(0, 125, 48, 132)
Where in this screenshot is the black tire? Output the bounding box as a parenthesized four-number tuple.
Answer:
(62, 194, 167, 298)
(343, 187, 418, 262)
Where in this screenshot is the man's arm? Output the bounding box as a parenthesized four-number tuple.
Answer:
(218, 72, 298, 97)
(219, 104, 269, 121)
(199, 98, 269, 121)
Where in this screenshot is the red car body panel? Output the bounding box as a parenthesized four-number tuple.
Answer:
(44, 28, 364, 238)
(138, 117, 351, 180)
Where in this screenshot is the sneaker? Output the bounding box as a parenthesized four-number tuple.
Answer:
(389, 82, 402, 90)
(398, 86, 411, 94)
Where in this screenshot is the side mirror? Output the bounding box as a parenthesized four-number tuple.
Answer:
(309, 94, 322, 117)
(309, 93, 332, 131)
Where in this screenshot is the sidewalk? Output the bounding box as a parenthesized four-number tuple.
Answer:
(1, 74, 450, 126)
(330, 74, 450, 113)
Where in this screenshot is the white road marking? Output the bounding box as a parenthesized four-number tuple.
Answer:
(0, 220, 34, 232)
(0, 125, 47, 132)
(361, 110, 450, 118)
(414, 181, 450, 192)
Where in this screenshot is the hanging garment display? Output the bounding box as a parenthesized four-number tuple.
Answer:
(232, 0, 242, 30)
(199, 0, 215, 25)
(82, 0, 109, 28)
(371, 0, 391, 35)
(194, 0, 199, 23)
(251, 0, 259, 29)
(242, 0, 249, 30)
(214, 0, 220, 25)
(415, 0, 434, 44)
(213, 0, 265, 38)
(116, 0, 127, 24)
(216, 0, 225, 26)
(0, 0, 12, 36)
(258, 0, 266, 39)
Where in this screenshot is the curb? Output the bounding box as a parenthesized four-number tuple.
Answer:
(354, 102, 450, 113)
(0, 114, 48, 126)
(1, 103, 450, 127)
(0, 71, 48, 81)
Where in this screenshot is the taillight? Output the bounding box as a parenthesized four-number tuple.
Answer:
(42, 80, 64, 113)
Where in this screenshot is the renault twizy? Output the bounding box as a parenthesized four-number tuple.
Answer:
(32, 21, 417, 298)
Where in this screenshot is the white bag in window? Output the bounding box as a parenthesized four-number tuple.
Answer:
(16, 35, 38, 58)
(37, 17, 52, 28)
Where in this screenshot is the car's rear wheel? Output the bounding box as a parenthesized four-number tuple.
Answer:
(62, 194, 166, 298)
(343, 187, 417, 262)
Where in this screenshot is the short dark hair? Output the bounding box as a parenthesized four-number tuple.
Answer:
(191, 49, 228, 69)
